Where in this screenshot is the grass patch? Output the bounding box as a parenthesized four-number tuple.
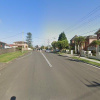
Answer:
(72, 57, 100, 67)
(0, 51, 28, 62)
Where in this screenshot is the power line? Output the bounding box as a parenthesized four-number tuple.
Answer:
(0, 33, 22, 40)
(66, 13, 100, 33)
(63, 5, 100, 32)
(78, 28, 98, 36)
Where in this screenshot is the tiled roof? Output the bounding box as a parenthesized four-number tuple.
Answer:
(94, 29, 100, 34)
(85, 35, 97, 39)
(70, 35, 78, 41)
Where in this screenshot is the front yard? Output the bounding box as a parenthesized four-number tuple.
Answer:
(0, 51, 28, 62)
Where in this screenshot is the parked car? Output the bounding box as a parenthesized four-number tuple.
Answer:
(45, 50, 51, 53)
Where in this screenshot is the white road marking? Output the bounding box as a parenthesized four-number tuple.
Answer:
(40, 51, 52, 67)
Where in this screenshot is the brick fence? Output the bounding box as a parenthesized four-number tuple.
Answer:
(0, 48, 16, 55)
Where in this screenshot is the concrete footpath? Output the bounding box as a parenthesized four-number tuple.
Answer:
(61, 53, 100, 64)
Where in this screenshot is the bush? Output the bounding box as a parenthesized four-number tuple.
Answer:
(16, 47, 22, 51)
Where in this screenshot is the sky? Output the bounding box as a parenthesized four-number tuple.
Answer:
(0, 0, 100, 46)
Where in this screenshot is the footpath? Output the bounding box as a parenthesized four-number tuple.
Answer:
(61, 53, 100, 64)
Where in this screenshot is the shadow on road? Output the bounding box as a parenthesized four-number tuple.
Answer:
(86, 81, 100, 87)
(10, 96, 16, 100)
(74, 80, 100, 100)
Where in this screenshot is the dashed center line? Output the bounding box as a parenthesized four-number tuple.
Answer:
(40, 51, 52, 67)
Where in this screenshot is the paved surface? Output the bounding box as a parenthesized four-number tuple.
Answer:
(0, 51, 100, 100)
(62, 53, 100, 63)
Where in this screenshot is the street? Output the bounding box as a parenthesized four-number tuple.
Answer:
(0, 51, 100, 100)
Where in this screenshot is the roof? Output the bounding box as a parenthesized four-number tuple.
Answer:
(0, 41, 6, 44)
(85, 35, 97, 39)
(70, 35, 78, 41)
(14, 41, 27, 43)
(94, 29, 100, 34)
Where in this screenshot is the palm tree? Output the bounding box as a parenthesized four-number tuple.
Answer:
(75, 36, 85, 54)
(89, 40, 100, 53)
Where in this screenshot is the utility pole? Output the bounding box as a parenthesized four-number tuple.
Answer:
(22, 31, 24, 53)
(47, 39, 50, 49)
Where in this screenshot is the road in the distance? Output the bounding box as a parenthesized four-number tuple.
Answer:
(0, 51, 100, 100)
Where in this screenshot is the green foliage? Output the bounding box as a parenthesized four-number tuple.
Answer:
(26, 32, 33, 48)
(0, 51, 28, 62)
(16, 47, 22, 50)
(72, 57, 100, 67)
(45, 46, 48, 50)
(51, 41, 58, 49)
(90, 40, 100, 46)
(57, 40, 69, 50)
(58, 32, 67, 41)
(41, 45, 45, 50)
(75, 36, 85, 46)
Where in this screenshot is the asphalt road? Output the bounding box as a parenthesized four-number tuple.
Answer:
(0, 51, 100, 100)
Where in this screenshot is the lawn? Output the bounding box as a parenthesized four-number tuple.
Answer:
(72, 57, 100, 67)
(0, 51, 28, 62)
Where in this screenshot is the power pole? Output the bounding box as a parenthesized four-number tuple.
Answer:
(22, 31, 24, 53)
(47, 39, 50, 49)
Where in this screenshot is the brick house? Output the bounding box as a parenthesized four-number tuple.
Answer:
(70, 35, 97, 52)
(84, 35, 97, 51)
(70, 35, 78, 50)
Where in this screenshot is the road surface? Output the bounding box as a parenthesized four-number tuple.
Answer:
(0, 51, 100, 100)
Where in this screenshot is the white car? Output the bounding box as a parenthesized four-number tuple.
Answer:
(45, 50, 51, 53)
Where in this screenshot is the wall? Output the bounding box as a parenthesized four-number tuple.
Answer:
(0, 48, 16, 55)
(89, 39, 97, 44)
(88, 52, 100, 60)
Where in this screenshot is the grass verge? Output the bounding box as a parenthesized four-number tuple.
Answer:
(72, 57, 100, 67)
(0, 51, 28, 63)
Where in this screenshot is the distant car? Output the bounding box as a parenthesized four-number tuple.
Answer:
(45, 50, 51, 53)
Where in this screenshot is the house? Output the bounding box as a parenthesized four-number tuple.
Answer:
(70, 35, 97, 53)
(5, 44, 12, 49)
(85, 35, 97, 51)
(94, 29, 100, 40)
(70, 35, 78, 50)
(0, 41, 6, 49)
(13, 41, 28, 50)
(94, 29, 100, 52)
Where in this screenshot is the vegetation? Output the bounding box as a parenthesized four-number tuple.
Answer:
(51, 32, 69, 51)
(75, 36, 85, 53)
(89, 40, 100, 53)
(40, 45, 45, 50)
(26, 32, 33, 48)
(72, 57, 100, 67)
(0, 51, 28, 62)
(57, 40, 69, 50)
(58, 32, 67, 41)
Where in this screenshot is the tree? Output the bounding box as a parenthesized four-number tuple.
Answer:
(26, 32, 32, 48)
(57, 40, 69, 50)
(51, 41, 58, 49)
(75, 36, 85, 53)
(89, 40, 100, 53)
(41, 45, 45, 50)
(58, 32, 67, 41)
